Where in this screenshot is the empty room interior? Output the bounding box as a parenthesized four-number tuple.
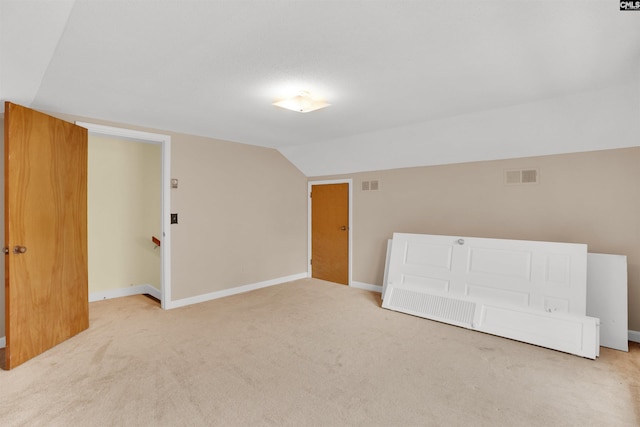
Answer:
(1, 1, 640, 425)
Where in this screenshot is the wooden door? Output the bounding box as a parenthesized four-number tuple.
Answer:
(4, 102, 89, 369)
(311, 183, 349, 285)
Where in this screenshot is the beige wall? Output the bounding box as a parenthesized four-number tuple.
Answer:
(312, 147, 640, 331)
(170, 134, 308, 300)
(51, 113, 309, 302)
(88, 135, 161, 293)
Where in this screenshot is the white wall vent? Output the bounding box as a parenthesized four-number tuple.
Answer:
(388, 288, 476, 327)
(504, 169, 538, 185)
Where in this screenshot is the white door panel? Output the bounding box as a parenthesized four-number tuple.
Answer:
(386, 233, 587, 315)
(586, 253, 628, 351)
(467, 246, 532, 279)
(383, 233, 598, 358)
(476, 304, 599, 359)
(464, 282, 530, 307)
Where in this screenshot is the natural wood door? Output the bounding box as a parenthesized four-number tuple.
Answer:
(4, 102, 89, 369)
(311, 183, 349, 285)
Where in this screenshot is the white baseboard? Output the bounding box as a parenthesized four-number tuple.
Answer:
(89, 284, 161, 303)
(629, 330, 640, 343)
(166, 272, 308, 309)
(351, 281, 383, 293)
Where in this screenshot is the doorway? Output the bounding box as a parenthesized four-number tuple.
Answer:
(88, 134, 162, 302)
(77, 122, 172, 309)
(308, 180, 352, 285)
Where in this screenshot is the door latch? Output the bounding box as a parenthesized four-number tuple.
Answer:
(13, 246, 27, 254)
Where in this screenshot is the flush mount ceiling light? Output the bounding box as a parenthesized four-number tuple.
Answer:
(272, 91, 330, 113)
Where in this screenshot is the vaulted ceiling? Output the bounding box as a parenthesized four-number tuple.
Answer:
(2, 1, 639, 176)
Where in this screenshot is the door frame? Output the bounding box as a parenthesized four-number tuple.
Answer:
(76, 122, 172, 309)
(307, 179, 353, 286)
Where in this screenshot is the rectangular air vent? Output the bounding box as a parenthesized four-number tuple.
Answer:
(361, 180, 380, 191)
(521, 169, 538, 183)
(504, 169, 538, 185)
(387, 288, 476, 327)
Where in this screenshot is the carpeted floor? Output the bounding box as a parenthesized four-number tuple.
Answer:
(1, 278, 638, 426)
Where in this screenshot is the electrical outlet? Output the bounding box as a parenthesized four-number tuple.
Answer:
(171, 213, 178, 224)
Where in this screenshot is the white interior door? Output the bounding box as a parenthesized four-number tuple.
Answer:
(383, 233, 598, 358)
(386, 233, 588, 315)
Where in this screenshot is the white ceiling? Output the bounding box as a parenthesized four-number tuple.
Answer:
(2, 0, 639, 176)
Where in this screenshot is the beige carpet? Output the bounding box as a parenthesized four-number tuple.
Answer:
(1, 278, 638, 426)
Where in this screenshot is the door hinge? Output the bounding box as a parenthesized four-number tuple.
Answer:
(310, 259, 312, 265)
(309, 191, 312, 198)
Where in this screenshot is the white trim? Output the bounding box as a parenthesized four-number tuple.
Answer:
(351, 281, 383, 293)
(75, 122, 167, 144)
(75, 122, 172, 310)
(629, 330, 640, 343)
(307, 179, 353, 285)
(89, 284, 161, 303)
(168, 273, 307, 309)
(0, 336, 5, 349)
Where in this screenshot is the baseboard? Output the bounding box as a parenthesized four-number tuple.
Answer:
(351, 281, 383, 293)
(0, 336, 5, 349)
(166, 272, 308, 309)
(89, 284, 161, 303)
(629, 330, 640, 343)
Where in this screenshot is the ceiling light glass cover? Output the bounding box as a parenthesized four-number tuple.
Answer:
(273, 91, 330, 113)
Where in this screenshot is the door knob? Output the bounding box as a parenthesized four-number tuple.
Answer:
(13, 246, 27, 254)
(340, 226, 347, 231)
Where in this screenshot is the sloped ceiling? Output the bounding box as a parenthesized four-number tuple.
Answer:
(1, 0, 639, 176)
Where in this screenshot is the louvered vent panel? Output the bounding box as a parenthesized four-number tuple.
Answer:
(504, 168, 538, 185)
(389, 288, 476, 327)
(521, 169, 538, 183)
